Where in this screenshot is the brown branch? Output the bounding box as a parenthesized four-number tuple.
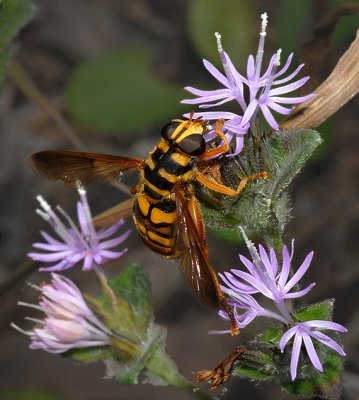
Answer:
(7, 59, 86, 149)
(281, 29, 359, 130)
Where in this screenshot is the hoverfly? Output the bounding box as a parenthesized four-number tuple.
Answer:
(30, 117, 266, 335)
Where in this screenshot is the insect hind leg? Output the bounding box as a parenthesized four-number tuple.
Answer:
(196, 170, 268, 196)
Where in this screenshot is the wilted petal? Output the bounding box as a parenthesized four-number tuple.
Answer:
(13, 274, 113, 354)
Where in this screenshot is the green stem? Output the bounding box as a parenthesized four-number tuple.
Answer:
(263, 224, 283, 256)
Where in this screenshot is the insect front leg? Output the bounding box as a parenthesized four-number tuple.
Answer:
(199, 119, 230, 159)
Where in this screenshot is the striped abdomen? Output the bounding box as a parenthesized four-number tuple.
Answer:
(133, 139, 194, 258)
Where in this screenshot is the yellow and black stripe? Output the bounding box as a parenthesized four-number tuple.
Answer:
(133, 137, 195, 257)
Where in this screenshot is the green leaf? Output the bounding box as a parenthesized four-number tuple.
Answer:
(260, 326, 284, 346)
(109, 263, 152, 331)
(0, 389, 66, 400)
(106, 325, 170, 386)
(233, 349, 278, 381)
(294, 299, 334, 322)
(186, 0, 257, 66)
(0, 0, 33, 88)
(85, 290, 139, 354)
(64, 266, 186, 388)
(65, 47, 184, 134)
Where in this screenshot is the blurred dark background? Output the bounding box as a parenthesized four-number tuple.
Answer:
(0, 0, 358, 399)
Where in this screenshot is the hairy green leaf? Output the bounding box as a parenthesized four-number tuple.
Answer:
(233, 348, 278, 381)
(197, 129, 322, 248)
(109, 263, 152, 332)
(295, 299, 334, 322)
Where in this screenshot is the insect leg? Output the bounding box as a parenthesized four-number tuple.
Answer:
(200, 120, 230, 159)
(196, 170, 268, 196)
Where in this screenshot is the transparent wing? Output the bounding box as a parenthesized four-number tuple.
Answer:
(30, 150, 145, 186)
(173, 186, 220, 308)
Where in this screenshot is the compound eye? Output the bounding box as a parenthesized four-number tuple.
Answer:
(176, 134, 206, 156)
(161, 122, 181, 141)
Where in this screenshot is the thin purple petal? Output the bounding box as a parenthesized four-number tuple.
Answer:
(203, 59, 230, 87)
(273, 63, 305, 85)
(99, 230, 131, 250)
(269, 93, 315, 104)
(269, 77, 310, 96)
(279, 326, 297, 351)
(266, 101, 293, 115)
(259, 104, 278, 129)
(273, 53, 294, 79)
(309, 331, 346, 356)
(305, 320, 348, 332)
(290, 334, 302, 380)
(284, 282, 315, 298)
(284, 251, 314, 292)
(303, 334, 323, 372)
(278, 246, 291, 288)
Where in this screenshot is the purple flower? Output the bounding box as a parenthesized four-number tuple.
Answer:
(182, 12, 314, 156)
(213, 228, 347, 381)
(210, 292, 287, 334)
(279, 320, 347, 380)
(11, 273, 113, 353)
(219, 228, 315, 323)
(28, 187, 131, 272)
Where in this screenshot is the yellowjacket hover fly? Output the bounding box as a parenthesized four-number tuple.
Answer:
(30, 117, 266, 334)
